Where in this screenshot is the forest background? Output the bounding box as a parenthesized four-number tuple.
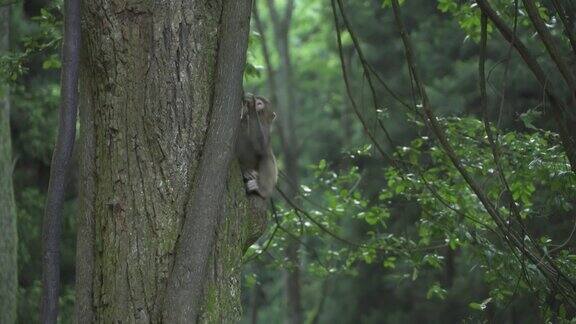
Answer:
(1, 0, 576, 323)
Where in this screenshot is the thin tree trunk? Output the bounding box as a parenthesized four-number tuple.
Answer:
(0, 6, 18, 324)
(262, 1, 303, 322)
(75, 1, 265, 322)
(249, 284, 261, 324)
(309, 280, 329, 324)
(444, 247, 455, 288)
(41, 0, 80, 321)
(249, 262, 265, 324)
(276, 24, 304, 324)
(284, 241, 303, 324)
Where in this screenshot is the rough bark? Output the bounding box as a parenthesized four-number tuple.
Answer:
(0, 6, 18, 324)
(74, 32, 95, 324)
(163, 0, 253, 321)
(75, 0, 265, 322)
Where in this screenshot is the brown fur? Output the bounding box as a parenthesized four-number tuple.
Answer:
(237, 94, 278, 198)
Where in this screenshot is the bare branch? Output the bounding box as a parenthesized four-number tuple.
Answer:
(391, 0, 506, 229)
(265, 0, 281, 34)
(330, 0, 392, 163)
(335, 0, 400, 152)
(253, 1, 291, 162)
(476, 0, 576, 174)
(270, 200, 331, 271)
(284, 0, 294, 28)
(391, 0, 576, 301)
(522, 0, 576, 93)
(243, 223, 279, 264)
(550, 0, 576, 56)
(479, 11, 540, 260)
(277, 187, 363, 247)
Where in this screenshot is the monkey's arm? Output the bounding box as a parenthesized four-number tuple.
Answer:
(250, 127, 268, 156)
(256, 152, 277, 198)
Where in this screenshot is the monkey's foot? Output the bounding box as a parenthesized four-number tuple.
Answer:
(246, 179, 259, 193)
(243, 170, 260, 194)
(243, 169, 257, 180)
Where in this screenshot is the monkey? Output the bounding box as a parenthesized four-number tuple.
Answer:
(237, 94, 278, 199)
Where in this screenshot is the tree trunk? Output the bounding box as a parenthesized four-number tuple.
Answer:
(284, 242, 303, 324)
(249, 262, 265, 324)
(263, 1, 303, 322)
(0, 6, 18, 324)
(275, 17, 304, 324)
(260, 1, 303, 322)
(75, 1, 265, 322)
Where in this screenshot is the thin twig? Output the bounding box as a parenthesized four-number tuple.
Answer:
(330, 0, 392, 163)
(479, 11, 535, 253)
(550, 0, 576, 55)
(391, 0, 576, 302)
(243, 224, 280, 264)
(277, 187, 363, 247)
(476, 0, 576, 173)
(522, 0, 576, 93)
(271, 199, 331, 270)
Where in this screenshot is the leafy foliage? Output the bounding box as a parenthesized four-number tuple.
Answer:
(3, 0, 576, 322)
(242, 0, 576, 322)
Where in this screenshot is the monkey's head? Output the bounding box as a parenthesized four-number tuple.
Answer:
(242, 93, 276, 124)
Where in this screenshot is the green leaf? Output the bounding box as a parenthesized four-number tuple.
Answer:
(469, 303, 483, 311)
(244, 62, 262, 78)
(318, 159, 327, 170)
(383, 256, 397, 269)
(364, 211, 379, 225)
(469, 298, 492, 311)
(426, 283, 447, 300)
(42, 55, 61, 70)
(362, 248, 376, 264)
(520, 109, 542, 131)
(437, 0, 457, 13)
(382, 0, 405, 8)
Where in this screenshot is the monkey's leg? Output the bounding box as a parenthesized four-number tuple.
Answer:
(256, 155, 277, 198)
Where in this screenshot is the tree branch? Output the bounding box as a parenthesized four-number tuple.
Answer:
(335, 0, 398, 152)
(284, 0, 294, 30)
(265, 0, 280, 31)
(522, 0, 576, 94)
(479, 11, 539, 261)
(40, 0, 80, 322)
(476, 0, 576, 174)
(0, 0, 17, 7)
(330, 0, 392, 163)
(253, 1, 291, 162)
(550, 0, 576, 56)
(162, 0, 253, 321)
(392, 0, 576, 302)
(277, 187, 362, 247)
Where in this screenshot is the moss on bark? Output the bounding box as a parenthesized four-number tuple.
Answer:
(76, 1, 266, 322)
